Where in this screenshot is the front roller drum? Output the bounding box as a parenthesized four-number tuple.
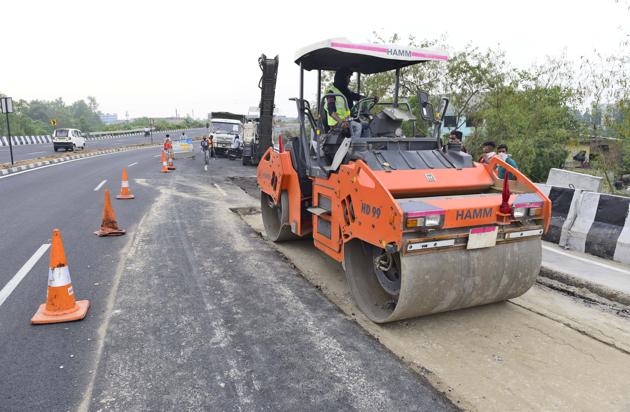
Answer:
(343, 238, 541, 323)
(260, 191, 299, 242)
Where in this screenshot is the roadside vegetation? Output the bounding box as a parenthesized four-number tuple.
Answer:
(0, 94, 204, 135)
(361, 25, 629, 185)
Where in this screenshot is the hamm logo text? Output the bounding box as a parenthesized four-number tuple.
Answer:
(456, 207, 493, 221)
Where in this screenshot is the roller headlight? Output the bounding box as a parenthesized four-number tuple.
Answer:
(512, 207, 527, 218)
(405, 212, 443, 229)
(425, 215, 442, 226)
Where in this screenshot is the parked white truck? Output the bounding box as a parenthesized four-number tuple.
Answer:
(208, 112, 244, 156)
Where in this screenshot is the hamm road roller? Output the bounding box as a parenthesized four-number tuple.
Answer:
(257, 38, 551, 323)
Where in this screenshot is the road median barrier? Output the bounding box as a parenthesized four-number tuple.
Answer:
(536, 183, 582, 246)
(1, 135, 52, 146)
(546, 167, 604, 192)
(0, 143, 161, 177)
(537, 182, 630, 266)
(566, 191, 630, 264)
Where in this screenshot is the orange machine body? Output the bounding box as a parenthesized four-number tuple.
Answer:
(258, 147, 551, 264)
(257, 147, 311, 236)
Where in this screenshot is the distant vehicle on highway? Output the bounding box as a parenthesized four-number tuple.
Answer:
(53, 128, 86, 152)
(208, 112, 244, 156)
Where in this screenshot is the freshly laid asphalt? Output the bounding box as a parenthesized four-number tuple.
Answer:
(0, 146, 457, 411)
(0, 128, 206, 164)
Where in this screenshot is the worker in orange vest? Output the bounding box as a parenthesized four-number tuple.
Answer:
(163, 135, 173, 157)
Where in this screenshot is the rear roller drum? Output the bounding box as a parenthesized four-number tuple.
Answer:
(344, 238, 541, 323)
(260, 191, 298, 242)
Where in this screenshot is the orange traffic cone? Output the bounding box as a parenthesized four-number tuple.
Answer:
(31, 229, 90, 324)
(167, 150, 176, 170)
(94, 189, 126, 236)
(161, 150, 169, 173)
(116, 167, 135, 199)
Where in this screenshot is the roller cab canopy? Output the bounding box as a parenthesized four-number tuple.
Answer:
(294, 38, 448, 74)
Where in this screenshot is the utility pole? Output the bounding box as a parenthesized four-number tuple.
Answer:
(1, 97, 14, 165)
(149, 118, 154, 144)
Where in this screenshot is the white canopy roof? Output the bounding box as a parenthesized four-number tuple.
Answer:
(295, 38, 448, 74)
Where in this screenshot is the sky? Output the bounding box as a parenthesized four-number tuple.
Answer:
(1, 0, 628, 120)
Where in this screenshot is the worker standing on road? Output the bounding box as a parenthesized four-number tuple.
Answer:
(163, 135, 173, 158)
(208, 135, 215, 158)
(496, 143, 519, 180)
(231, 135, 241, 150)
(201, 137, 210, 168)
(324, 68, 364, 138)
(228, 135, 241, 160)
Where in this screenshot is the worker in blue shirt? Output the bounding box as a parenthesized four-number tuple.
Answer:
(496, 144, 518, 180)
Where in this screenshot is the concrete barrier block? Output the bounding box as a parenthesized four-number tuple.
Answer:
(614, 206, 630, 265)
(535, 183, 551, 196)
(537, 183, 582, 247)
(566, 192, 600, 253)
(567, 191, 630, 262)
(546, 168, 603, 192)
(560, 190, 583, 247)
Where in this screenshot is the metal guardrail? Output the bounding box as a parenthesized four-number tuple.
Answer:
(85, 127, 207, 139)
(86, 129, 147, 138)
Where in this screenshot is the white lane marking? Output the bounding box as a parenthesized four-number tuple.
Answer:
(153, 154, 161, 158)
(27, 151, 47, 155)
(94, 179, 107, 191)
(0, 146, 156, 180)
(542, 245, 630, 275)
(0, 243, 51, 308)
(127, 162, 138, 167)
(213, 183, 227, 196)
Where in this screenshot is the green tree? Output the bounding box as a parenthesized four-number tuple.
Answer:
(0, 93, 105, 136)
(468, 80, 577, 182)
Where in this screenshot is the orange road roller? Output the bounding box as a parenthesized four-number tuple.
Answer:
(257, 38, 551, 323)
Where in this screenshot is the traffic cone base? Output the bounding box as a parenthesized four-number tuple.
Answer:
(94, 228, 126, 236)
(95, 189, 126, 236)
(31, 300, 89, 324)
(116, 193, 135, 199)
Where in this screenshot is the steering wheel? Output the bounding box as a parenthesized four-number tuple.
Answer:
(351, 97, 378, 120)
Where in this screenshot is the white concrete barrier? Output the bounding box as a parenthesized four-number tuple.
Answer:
(536, 183, 583, 247)
(565, 191, 630, 264)
(546, 168, 603, 192)
(566, 192, 599, 253)
(0, 135, 52, 146)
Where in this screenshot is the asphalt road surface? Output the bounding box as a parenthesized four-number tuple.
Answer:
(0, 148, 456, 411)
(0, 128, 207, 164)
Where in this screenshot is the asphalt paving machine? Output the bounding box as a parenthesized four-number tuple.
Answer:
(257, 38, 551, 323)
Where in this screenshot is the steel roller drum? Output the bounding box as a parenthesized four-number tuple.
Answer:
(344, 238, 541, 323)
